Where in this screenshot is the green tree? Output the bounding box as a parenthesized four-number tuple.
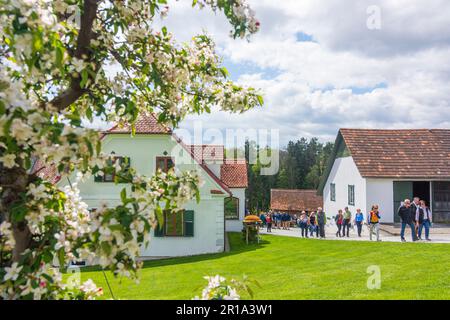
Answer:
(0, 0, 262, 299)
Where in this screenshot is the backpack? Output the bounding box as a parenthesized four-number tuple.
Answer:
(370, 211, 379, 223)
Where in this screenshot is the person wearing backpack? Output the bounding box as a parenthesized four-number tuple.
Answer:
(334, 209, 344, 237)
(368, 205, 381, 241)
(416, 200, 432, 241)
(354, 209, 364, 237)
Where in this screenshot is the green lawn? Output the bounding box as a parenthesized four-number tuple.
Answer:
(77, 233, 450, 299)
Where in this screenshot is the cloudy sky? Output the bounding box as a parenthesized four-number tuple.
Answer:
(163, 0, 450, 146)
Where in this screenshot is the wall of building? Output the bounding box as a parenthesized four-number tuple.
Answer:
(205, 163, 221, 179)
(225, 188, 246, 232)
(365, 178, 394, 223)
(59, 134, 227, 257)
(323, 156, 366, 220)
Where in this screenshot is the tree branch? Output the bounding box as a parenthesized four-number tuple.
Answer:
(47, 0, 99, 111)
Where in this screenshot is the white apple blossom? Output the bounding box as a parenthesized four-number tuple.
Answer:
(4, 263, 23, 281)
(0, 154, 16, 168)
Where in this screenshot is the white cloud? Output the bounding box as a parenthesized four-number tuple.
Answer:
(159, 0, 450, 145)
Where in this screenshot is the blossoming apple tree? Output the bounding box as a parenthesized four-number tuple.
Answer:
(0, 0, 262, 299)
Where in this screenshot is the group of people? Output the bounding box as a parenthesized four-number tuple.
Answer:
(258, 197, 433, 242)
(260, 208, 328, 239)
(397, 197, 433, 242)
(297, 208, 328, 239)
(260, 211, 293, 231)
(333, 206, 381, 241)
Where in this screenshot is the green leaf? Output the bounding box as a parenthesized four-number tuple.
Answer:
(32, 33, 43, 52)
(80, 69, 89, 88)
(11, 203, 27, 222)
(55, 45, 64, 67)
(120, 188, 127, 203)
(220, 67, 229, 78)
(86, 107, 93, 121)
(58, 249, 65, 269)
(257, 95, 264, 106)
(161, 26, 168, 36)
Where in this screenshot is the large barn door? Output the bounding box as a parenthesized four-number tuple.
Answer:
(393, 181, 413, 223)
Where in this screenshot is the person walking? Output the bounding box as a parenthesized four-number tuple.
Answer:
(416, 200, 432, 241)
(354, 209, 364, 237)
(260, 212, 266, 226)
(342, 207, 352, 238)
(275, 212, 281, 229)
(411, 197, 420, 239)
(309, 211, 319, 238)
(281, 212, 287, 230)
(398, 199, 418, 242)
(286, 213, 292, 230)
(266, 213, 272, 233)
(299, 211, 309, 238)
(317, 207, 327, 239)
(334, 210, 344, 237)
(367, 205, 381, 241)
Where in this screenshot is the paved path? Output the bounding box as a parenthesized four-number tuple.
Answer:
(259, 223, 450, 244)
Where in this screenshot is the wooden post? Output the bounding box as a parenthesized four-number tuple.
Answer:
(246, 224, 249, 244)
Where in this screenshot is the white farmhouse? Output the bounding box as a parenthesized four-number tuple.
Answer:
(34, 114, 248, 258)
(318, 129, 450, 223)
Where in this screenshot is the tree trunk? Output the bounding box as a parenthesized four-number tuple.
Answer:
(0, 166, 31, 263)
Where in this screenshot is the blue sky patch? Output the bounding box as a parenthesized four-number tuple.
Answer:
(296, 32, 315, 42)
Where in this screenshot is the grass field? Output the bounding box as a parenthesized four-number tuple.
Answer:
(77, 233, 450, 299)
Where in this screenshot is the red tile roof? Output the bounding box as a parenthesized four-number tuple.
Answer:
(270, 189, 323, 212)
(340, 129, 450, 178)
(31, 160, 62, 184)
(105, 113, 171, 135)
(172, 135, 232, 195)
(188, 145, 224, 163)
(220, 159, 248, 188)
(33, 114, 250, 195)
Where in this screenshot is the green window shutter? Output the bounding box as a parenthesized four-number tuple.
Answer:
(184, 210, 194, 237)
(94, 174, 103, 182)
(154, 212, 164, 237)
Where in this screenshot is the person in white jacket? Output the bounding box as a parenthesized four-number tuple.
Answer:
(416, 200, 432, 241)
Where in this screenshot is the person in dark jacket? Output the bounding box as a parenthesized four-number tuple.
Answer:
(317, 207, 327, 239)
(398, 199, 418, 242)
(309, 211, 318, 238)
(411, 197, 420, 238)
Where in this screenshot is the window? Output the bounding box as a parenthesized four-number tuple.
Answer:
(330, 183, 336, 202)
(156, 157, 174, 173)
(94, 156, 130, 183)
(165, 210, 184, 236)
(348, 185, 355, 206)
(154, 210, 194, 237)
(434, 182, 450, 212)
(225, 197, 239, 220)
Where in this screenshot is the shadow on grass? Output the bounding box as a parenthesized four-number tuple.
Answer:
(77, 232, 270, 274)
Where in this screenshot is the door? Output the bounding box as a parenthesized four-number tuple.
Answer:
(432, 181, 450, 222)
(393, 181, 413, 223)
